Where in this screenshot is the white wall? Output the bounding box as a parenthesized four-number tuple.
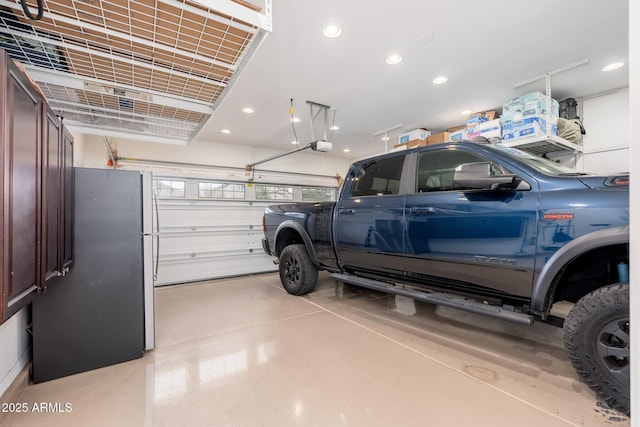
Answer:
(0, 308, 30, 397)
(73, 134, 352, 187)
(579, 87, 630, 174)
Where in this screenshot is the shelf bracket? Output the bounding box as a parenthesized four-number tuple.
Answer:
(511, 58, 589, 142)
(374, 123, 404, 153)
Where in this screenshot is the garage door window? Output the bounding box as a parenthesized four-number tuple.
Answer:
(255, 185, 293, 201)
(154, 179, 186, 197)
(301, 187, 336, 201)
(199, 182, 245, 199)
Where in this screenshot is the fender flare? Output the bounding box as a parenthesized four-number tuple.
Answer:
(274, 220, 321, 268)
(531, 225, 629, 314)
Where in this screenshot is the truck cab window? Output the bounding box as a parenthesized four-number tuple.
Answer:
(351, 156, 404, 197)
(416, 148, 505, 192)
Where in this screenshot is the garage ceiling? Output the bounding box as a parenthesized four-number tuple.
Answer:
(0, 0, 271, 144)
(200, 0, 629, 160)
(0, 1, 630, 160)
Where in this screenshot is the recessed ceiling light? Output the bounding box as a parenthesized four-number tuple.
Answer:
(381, 136, 390, 141)
(291, 140, 299, 145)
(602, 62, 624, 72)
(221, 129, 231, 134)
(242, 107, 254, 114)
(343, 148, 351, 153)
(323, 24, 342, 38)
(291, 117, 301, 123)
(433, 76, 448, 85)
(460, 110, 472, 115)
(385, 54, 403, 65)
(330, 125, 340, 131)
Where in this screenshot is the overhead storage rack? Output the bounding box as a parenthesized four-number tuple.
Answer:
(500, 134, 582, 157)
(0, 0, 271, 144)
(503, 59, 586, 157)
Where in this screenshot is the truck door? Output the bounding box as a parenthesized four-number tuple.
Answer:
(334, 154, 407, 275)
(404, 147, 538, 298)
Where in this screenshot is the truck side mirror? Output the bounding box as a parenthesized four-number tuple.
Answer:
(453, 162, 521, 190)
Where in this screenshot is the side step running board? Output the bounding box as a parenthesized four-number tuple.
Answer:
(331, 273, 534, 326)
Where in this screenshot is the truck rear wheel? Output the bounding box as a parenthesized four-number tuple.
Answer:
(279, 244, 318, 295)
(563, 283, 630, 415)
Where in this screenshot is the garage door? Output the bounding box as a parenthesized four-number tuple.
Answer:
(152, 176, 336, 286)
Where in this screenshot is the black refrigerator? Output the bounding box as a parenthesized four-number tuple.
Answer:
(32, 168, 155, 383)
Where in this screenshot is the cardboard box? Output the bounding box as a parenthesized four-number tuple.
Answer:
(426, 132, 450, 145)
(465, 111, 497, 139)
(465, 110, 497, 122)
(465, 119, 482, 138)
(390, 144, 408, 152)
(501, 115, 557, 141)
(397, 128, 431, 144)
(449, 129, 466, 141)
(447, 125, 466, 132)
(483, 110, 497, 121)
(479, 119, 501, 139)
(501, 92, 559, 125)
(405, 139, 429, 149)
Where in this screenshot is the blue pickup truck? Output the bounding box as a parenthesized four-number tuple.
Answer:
(261, 140, 630, 414)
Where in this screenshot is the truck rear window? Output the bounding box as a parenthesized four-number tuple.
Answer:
(351, 156, 404, 197)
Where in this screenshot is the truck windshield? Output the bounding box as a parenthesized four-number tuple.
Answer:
(491, 144, 583, 176)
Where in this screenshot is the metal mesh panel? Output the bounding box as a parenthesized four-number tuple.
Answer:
(0, 0, 269, 143)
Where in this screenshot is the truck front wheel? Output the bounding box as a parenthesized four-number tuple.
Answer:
(563, 283, 630, 415)
(279, 244, 318, 295)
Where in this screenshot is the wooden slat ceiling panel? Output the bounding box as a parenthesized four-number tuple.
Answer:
(15, 0, 252, 98)
(0, 0, 267, 142)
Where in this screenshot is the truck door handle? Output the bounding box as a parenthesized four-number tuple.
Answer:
(410, 207, 435, 214)
(339, 208, 356, 215)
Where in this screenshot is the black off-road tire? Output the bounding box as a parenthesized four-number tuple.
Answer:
(563, 283, 630, 415)
(279, 244, 318, 295)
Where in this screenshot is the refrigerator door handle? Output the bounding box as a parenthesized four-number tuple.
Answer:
(153, 191, 160, 282)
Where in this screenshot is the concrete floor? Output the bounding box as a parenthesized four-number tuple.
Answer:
(1, 272, 631, 426)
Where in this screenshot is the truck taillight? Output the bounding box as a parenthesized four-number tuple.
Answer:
(262, 215, 266, 232)
(605, 175, 630, 186)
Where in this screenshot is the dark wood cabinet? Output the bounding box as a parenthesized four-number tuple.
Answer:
(42, 105, 62, 286)
(61, 127, 74, 271)
(1, 51, 43, 321)
(1, 49, 73, 323)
